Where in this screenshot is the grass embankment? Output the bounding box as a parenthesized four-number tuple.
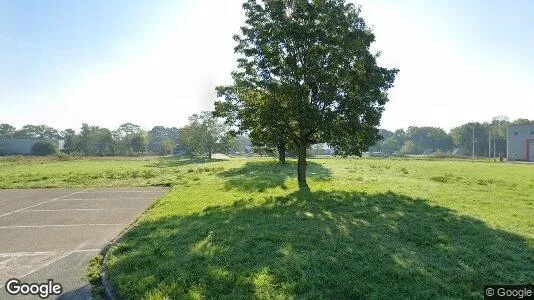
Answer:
(1, 156, 533, 298)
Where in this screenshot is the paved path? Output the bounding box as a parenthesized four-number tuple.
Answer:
(0, 187, 169, 299)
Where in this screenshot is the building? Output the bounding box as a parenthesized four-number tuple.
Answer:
(310, 143, 335, 156)
(507, 123, 534, 161)
(0, 139, 37, 155)
(0, 139, 64, 155)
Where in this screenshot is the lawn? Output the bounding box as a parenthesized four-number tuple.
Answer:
(0, 156, 212, 188)
(1, 156, 533, 298)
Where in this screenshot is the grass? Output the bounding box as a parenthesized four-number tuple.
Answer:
(0, 156, 224, 188)
(86, 254, 107, 300)
(1, 156, 533, 298)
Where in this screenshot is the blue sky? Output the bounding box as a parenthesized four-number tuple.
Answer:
(1, 0, 533, 132)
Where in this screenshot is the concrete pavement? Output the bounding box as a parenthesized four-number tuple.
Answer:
(0, 187, 168, 299)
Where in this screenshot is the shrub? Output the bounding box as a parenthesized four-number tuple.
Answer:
(31, 141, 58, 156)
(86, 255, 103, 285)
(430, 175, 452, 183)
(56, 152, 72, 161)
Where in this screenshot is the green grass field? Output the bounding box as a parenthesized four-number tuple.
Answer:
(1, 156, 533, 298)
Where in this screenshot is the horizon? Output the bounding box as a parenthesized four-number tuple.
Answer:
(2, 117, 528, 136)
(1, 0, 533, 132)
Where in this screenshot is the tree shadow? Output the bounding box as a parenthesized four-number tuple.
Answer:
(217, 161, 332, 192)
(148, 156, 228, 168)
(56, 283, 93, 299)
(106, 190, 534, 299)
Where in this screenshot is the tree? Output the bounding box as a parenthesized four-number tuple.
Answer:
(113, 123, 145, 155)
(130, 132, 148, 154)
(405, 127, 453, 153)
(400, 140, 419, 155)
(249, 122, 290, 164)
(148, 126, 177, 155)
(489, 116, 509, 158)
(76, 124, 115, 156)
(215, 87, 291, 164)
(178, 112, 229, 159)
(115, 123, 142, 139)
(233, 134, 253, 155)
(31, 140, 58, 156)
(511, 118, 532, 125)
(368, 129, 393, 154)
(215, 0, 398, 188)
(60, 129, 76, 153)
(0, 123, 16, 139)
(13, 125, 58, 140)
(450, 122, 489, 157)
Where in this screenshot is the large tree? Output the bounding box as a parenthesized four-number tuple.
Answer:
(405, 126, 453, 153)
(178, 112, 230, 159)
(112, 123, 146, 155)
(489, 116, 509, 158)
(59, 129, 76, 153)
(148, 126, 178, 155)
(76, 124, 115, 156)
(215, 0, 398, 188)
(215, 87, 291, 164)
(0, 123, 16, 139)
(130, 132, 148, 154)
(450, 122, 489, 157)
(13, 124, 58, 140)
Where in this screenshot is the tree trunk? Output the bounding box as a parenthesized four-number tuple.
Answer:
(208, 148, 212, 159)
(278, 142, 286, 164)
(297, 142, 308, 189)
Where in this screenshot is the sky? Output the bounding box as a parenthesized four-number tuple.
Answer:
(1, 0, 533, 132)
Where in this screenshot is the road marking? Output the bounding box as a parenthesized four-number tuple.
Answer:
(71, 249, 101, 253)
(18, 251, 73, 279)
(26, 208, 138, 212)
(0, 251, 56, 257)
(52, 198, 149, 201)
(0, 249, 102, 289)
(0, 188, 93, 219)
(0, 223, 125, 229)
(0, 251, 71, 290)
(0, 249, 101, 257)
(79, 190, 164, 193)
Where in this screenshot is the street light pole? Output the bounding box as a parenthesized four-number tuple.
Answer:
(488, 124, 491, 160)
(472, 124, 475, 159)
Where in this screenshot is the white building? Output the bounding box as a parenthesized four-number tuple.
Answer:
(507, 123, 534, 161)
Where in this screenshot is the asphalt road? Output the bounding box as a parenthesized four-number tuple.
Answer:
(0, 187, 169, 299)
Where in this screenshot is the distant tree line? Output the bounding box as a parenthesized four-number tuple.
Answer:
(368, 116, 531, 157)
(0, 113, 236, 158)
(0, 115, 531, 158)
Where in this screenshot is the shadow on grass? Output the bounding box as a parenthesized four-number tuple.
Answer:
(148, 156, 228, 168)
(106, 190, 534, 299)
(218, 161, 332, 192)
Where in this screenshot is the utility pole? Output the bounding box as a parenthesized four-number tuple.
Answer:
(493, 137, 497, 160)
(472, 124, 475, 159)
(488, 124, 491, 160)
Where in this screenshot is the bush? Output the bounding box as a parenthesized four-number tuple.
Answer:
(56, 152, 73, 161)
(31, 141, 58, 156)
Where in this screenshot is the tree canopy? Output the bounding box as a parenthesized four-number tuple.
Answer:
(215, 0, 398, 188)
(0, 123, 16, 139)
(30, 140, 58, 156)
(148, 126, 178, 156)
(12, 124, 58, 140)
(178, 112, 232, 159)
